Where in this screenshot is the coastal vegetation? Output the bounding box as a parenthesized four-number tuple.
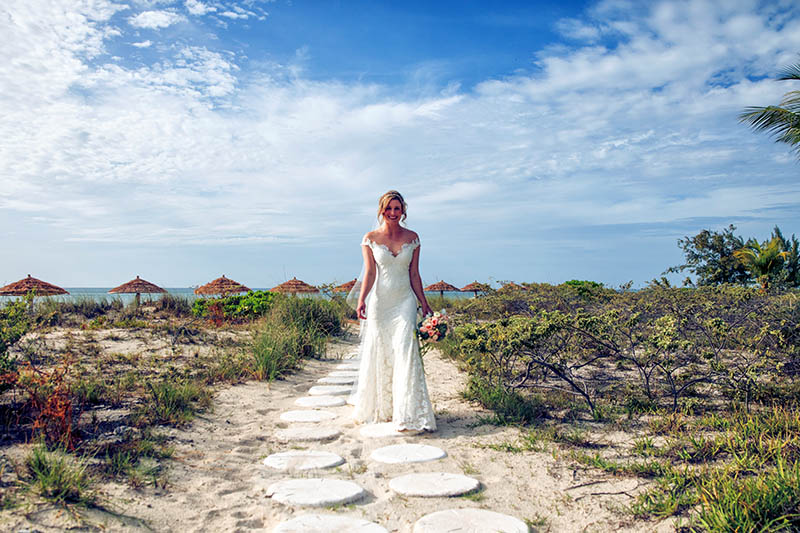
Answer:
(0, 292, 348, 513)
(437, 280, 800, 531)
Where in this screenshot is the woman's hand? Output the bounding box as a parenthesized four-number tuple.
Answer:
(357, 300, 367, 320)
(421, 302, 433, 317)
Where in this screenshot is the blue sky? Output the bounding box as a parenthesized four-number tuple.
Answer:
(2, 0, 800, 289)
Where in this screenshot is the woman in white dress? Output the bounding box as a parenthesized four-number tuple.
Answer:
(352, 190, 437, 432)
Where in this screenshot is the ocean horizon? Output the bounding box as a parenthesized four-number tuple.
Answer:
(0, 287, 474, 304)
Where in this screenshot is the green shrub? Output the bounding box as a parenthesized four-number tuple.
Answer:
(192, 290, 277, 321)
(0, 295, 30, 386)
(560, 280, 609, 301)
(191, 298, 209, 318)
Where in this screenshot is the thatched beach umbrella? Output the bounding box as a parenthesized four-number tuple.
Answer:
(499, 282, 527, 293)
(109, 275, 166, 306)
(0, 275, 69, 296)
(424, 280, 461, 298)
(194, 275, 250, 296)
(271, 277, 319, 295)
(333, 279, 357, 293)
(461, 281, 490, 297)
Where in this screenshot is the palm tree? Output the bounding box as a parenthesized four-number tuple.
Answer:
(733, 236, 789, 291)
(740, 61, 800, 158)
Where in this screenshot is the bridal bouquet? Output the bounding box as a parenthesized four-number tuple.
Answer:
(418, 310, 448, 342)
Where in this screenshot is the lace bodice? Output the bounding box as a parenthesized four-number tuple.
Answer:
(361, 236, 419, 312)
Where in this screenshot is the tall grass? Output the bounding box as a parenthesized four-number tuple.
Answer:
(249, 296, 345, 380)
(250, 321, 305, 381)
(463, 376, 547, 425)
(271, 296, 346, 338)
(694, 457, 800, 532)
(152, 294, 192, 316)
(35, 296, 123, 324)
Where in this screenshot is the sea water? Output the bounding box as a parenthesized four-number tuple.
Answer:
(0, 287, 476, 305)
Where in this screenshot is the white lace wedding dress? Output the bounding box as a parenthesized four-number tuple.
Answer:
(351, 236, 437, 431)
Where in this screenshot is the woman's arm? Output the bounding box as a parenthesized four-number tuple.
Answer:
(356, 244, 376, 320)
(409, 246, 432, 317)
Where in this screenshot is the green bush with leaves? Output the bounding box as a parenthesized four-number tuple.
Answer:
(0, 294, 31, 387)
(192, 290, 277, 321)
(448, 284, 799, 417)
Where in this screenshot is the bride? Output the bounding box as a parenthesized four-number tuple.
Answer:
(351, 190, 437, 432)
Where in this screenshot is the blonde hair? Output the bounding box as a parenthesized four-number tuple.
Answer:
(377, 190, 407, 223)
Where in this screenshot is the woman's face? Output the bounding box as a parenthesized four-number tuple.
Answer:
(383, 199, 404, 223)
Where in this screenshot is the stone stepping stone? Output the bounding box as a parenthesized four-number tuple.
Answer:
(262, 450, 345, 471)
(389, 472, 480, 497)
(336, 362, 360, 370)
(308, 385, 351, 396)
(317, 376, 356, 385)
(275, 427, 340, 442)
(360, 422, 421, 438)
(267, 479, 366, 507)
(274, 514, 387, 533)
(370, 444, 446, 464)
(295, 395, 346, 408)
(328, 370, 358, 377)
(280, 410, 338, 423)
(413, 509, 528, 532)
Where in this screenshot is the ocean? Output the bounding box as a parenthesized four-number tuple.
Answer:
(0, 287, 475, 304)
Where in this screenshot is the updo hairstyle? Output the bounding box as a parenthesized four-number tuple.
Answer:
(377, 190, 408, 223)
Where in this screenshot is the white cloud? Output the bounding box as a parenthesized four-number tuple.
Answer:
(132, 40, 152, 47)
(129, 10, 185, 29)
(219, 10, 247, 19)
(185, 0, 214, 16)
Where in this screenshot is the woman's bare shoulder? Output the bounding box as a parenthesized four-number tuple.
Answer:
(404, 229, 420, 242)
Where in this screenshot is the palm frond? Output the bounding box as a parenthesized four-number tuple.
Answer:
(778, 62, 800, 81)
(777, 92, 800, 115)
(739, 106, 799, 135)
(742, 59, 800, 159)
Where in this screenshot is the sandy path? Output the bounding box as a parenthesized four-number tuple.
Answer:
(9, 333, 675, 532)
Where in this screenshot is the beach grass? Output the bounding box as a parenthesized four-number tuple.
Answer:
(25, 444, 94, 506)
